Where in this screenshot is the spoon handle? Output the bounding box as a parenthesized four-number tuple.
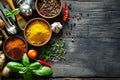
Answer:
(0, 11, 11, 27)
(6, 0, 27, 31)
(1, 30, 8, 40)
(6, 0, 15, 10)
(0, 1, 13, 26)
(0, 1, 5, 13)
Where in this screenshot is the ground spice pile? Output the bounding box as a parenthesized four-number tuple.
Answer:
(26, 20, 50, 45)
(4, 37, 27, 60)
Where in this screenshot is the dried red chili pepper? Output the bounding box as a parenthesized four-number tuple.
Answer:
(63, 0, 68, 21)
(37, 59, 51, 67)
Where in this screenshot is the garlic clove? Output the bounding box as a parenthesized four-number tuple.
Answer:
(54, 26, 60, 33)
(57, 22, 63, 29)
(51, 22, 56, 27)
(51, 22, 63, 33)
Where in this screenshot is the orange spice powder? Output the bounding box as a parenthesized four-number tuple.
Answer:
(4, 37, 27, 60)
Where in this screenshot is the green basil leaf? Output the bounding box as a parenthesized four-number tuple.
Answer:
(30, 62, 41, 70)
(22, 53, 30, 67)
(12, 8, 20, 15)
(5, 12, 12, 17)
(32, 66, 53, 76)
(6, 62, 23, 72)
(11, 14, 16, 21)
(4, 8, 11, 14)
(4, 9, 12, 18)
(19, 67, 28, 74)
(23, 71, 32, 80)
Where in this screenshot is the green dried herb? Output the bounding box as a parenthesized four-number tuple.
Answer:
(40, 35, 66, 62)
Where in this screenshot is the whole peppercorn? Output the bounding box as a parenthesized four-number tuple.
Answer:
(71, 37, 74, 42)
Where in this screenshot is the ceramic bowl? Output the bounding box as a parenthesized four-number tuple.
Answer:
(24, 18, 52, 46)
(3, 35, 27, 60)
(35, 0, 62, 19)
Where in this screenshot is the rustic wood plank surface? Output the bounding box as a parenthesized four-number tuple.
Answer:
(1, 0, 120, 79)
(52, 0, 120, 77)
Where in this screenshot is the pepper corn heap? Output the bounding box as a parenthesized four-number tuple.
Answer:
(26, 20, 50, 45)
(39, 0, 61, 17)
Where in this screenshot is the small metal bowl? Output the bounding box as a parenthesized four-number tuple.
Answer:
(35, 0, 62, 19)
(24, 18, 52, 46)
(3, 35, 27, 60)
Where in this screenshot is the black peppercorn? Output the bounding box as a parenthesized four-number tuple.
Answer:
(71, 37, 74, 42)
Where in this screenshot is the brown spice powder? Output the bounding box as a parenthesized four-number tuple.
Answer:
(4, 37, 27, 60)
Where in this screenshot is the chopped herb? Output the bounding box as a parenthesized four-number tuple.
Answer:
(39, 35, 66, 62)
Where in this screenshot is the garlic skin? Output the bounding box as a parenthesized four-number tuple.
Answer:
(51, 22, 63, 33)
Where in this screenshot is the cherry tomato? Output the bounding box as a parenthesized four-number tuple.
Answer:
(27, 49, 38, 59)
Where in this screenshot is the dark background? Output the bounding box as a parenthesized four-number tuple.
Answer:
(1, 0, 120, 79)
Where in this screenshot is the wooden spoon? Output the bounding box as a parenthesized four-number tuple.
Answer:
(6, 0, 27, 31)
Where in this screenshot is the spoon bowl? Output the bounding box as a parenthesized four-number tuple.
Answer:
(19, 3, 32, 16)
(7, 25, 17, 34)
(0, 10, 17, 34)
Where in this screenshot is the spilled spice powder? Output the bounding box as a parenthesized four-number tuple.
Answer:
(4, 36, 27, 60)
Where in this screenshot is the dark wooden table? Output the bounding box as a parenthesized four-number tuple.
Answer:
(1, 0, 120, 79)
(52, 0, 120, 77)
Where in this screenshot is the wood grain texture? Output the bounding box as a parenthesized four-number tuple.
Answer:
(52, 0, 120, 77)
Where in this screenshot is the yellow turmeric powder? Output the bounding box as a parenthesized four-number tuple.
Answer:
(25, 20, 51, 45)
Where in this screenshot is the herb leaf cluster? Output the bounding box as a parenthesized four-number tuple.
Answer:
(6, 54, 53, 80)
(5, 8, 20, 21)
(40, 35, 66, 62)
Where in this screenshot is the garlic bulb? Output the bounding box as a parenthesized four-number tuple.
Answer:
(51, 22, 63, 33)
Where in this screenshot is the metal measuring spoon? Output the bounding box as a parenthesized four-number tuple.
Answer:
(0, 11, 17, 34)
(17, 0, 32, 16)
(0, 1, 17, 34)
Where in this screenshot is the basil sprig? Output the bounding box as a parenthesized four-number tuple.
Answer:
(6, 53, 53, 80)
(22, 53, 30, 67)
(6, 62, 23, 72)
(5, 8, 20, 21)
(32, 66, 53, 76)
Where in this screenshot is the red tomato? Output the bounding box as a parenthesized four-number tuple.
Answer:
(27, 49, 38, 59)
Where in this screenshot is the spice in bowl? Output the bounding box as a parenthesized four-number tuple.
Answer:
(4, 36, 27, 60)
(36, 0, 62, 18)
(24, 18, 52, 46)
